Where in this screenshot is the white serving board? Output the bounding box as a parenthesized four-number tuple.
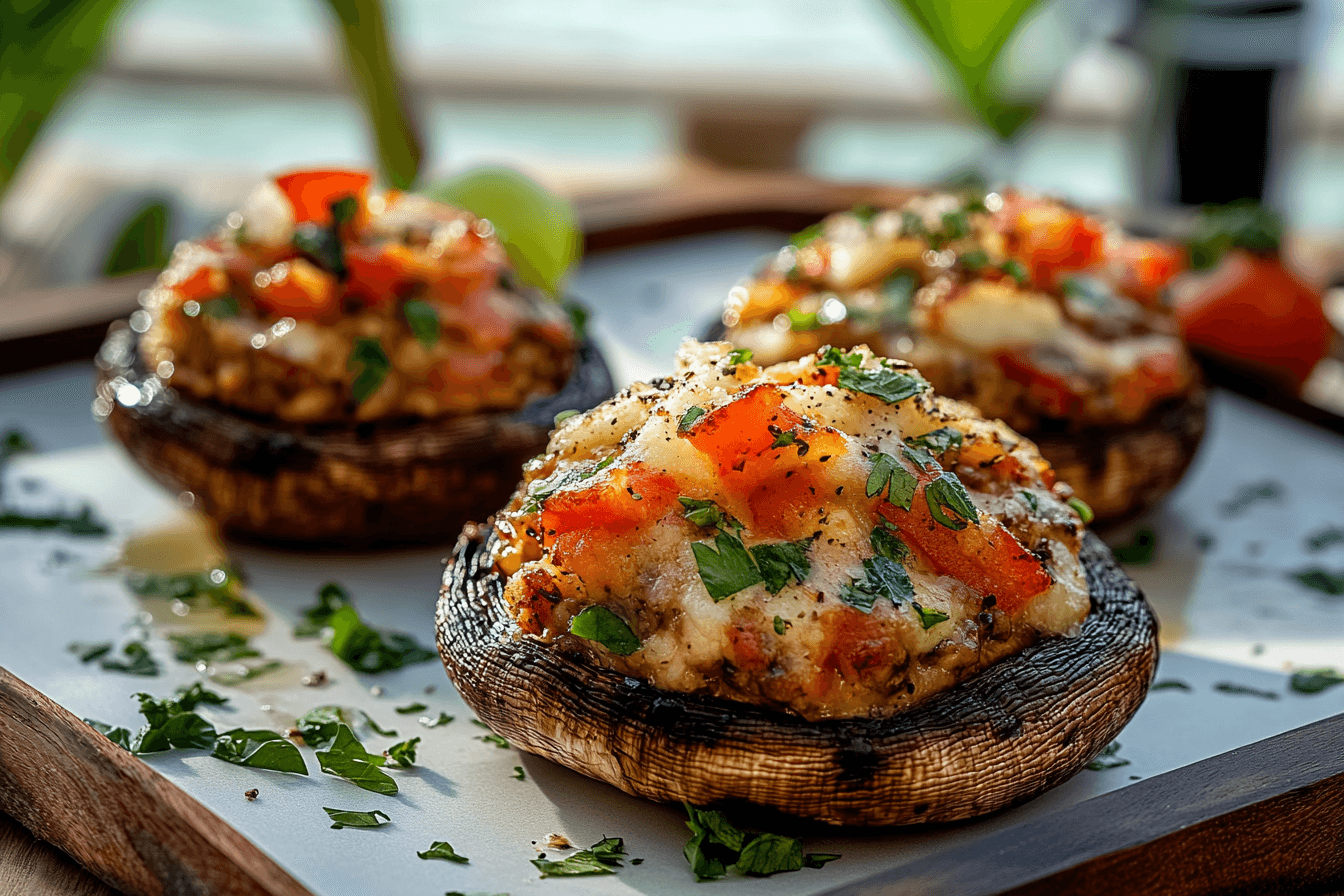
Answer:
(3, 395, 1344, 896)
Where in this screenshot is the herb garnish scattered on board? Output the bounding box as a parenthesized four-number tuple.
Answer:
(294, 582, 436, 673)
(682, 803, 839, 881)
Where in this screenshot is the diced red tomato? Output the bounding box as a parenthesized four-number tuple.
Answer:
(725, 617, 770, 673)
(542, 463, 678, 561)
(273, 169, 371, 225)
(807, 608, 902, 698)
(251, 258, 339, 321)
(878, 480, 1052, 615)
(682, 384, 811, 478)
(173, 266, 227, 302)
(995, 351, 1085, 419)
(1111, 239, 1186, 306)
(1174, 250, 1332, 391)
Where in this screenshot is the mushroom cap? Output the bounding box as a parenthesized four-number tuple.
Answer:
(96, 321, 614, 547)
(437, 526, 1157, 826)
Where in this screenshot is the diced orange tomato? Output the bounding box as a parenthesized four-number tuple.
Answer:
(878, 480, 1052, 615)
(542, 463, 678, 555)
(273, 169, 371, 225)
(1005, 200, 1105, 288)
(1111, 239, 1185, 306)
(808, 608, 902, 698)
(251, 258, 338, 321)
(173, 266, 227, 302)
(725, 617, 770, 673)
(682, 383, 849, 539)
(344, 244, 415, 307)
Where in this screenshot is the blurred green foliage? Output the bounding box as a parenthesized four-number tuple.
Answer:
(1187, 200, 1283, 270)
(102, 198, 171, 276)
(432, 167, 582, 296)
(886, 0, 1043, 140)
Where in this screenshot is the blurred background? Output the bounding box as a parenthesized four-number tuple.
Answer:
(4, 0, 1344, 297)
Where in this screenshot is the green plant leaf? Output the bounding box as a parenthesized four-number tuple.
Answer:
(323, 807, 390, 829)
(418, 841, 469, 863)
(212, 728, 307, 775)
(385, 736, 420, 767)
(568, 606, 641, 656)
(103, 199, 172, 276)
(431, 166, 581, 296)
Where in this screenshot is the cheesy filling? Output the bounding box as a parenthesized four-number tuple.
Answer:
(492, 341, 1090, 721)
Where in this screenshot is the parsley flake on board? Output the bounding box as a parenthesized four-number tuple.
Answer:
(682, 803, 839, 881)
(1289, 668, 1344, 694)
(385, 737, 420, 768)
(324, 807, 389, 829)
(86, 719, 133, 750)
(402, 299, 439, 349)
(568, 606, 641, 655)
(98, 641, 161, 677)
(395, 702, 428, 715)
(531, 836, 628, 878)
(294, 582, 436, 673)
(420, 712, 455, 729)
(692, 532, 764, 600)
(925, 472, 978, 530)
(512, 765, 526, 780)
(173, 682, 229, 709)
(1290, 568, 1344, 596)
(169, 632, 260, 664)
(126, 565, 257, 617)
(1307, 526, 1344, 552)
(1086, 741, 1129, 771)
(418, 841, 469, 863)
(130, 691, 218, 754)
(212, 729, 307, 775)
(1214, 682, 1279, 700)
(865, 453, 917, 510)
(1150, 679, 1192, 692)
(68, 640, 112, 663)
(478, 733, 510, 749)
(836, 365, 925, 404)
(315, 724, 398, 794)
(1218, 480, 1282, 518)
(726, 348, 754, 366)
(0, 504, 110, 536)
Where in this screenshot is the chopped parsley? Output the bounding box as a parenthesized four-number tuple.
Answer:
(569, 606, 641, 655)
(402, 299, 440, 349)
(173, 682, 229, 708)
(1068, 496, 1095, 525)
(678, 496, 731, 529)
(840, 555, 913, 613)
(361, 714, 397, 737)
(1187, 200, 1282, 270)
(865, 452, 917, 510)
(294, 582, 436, 673)
(71, 639, 160, 677)
(1020, 490, 1039, 512)
(478, 733, 510, 749)
(682, 803, 838, 881)
(786, 308, 821, 331)
(315, 724, 398, 794)
(1218, 480, 1281, 518)
(911, 602, 950, 630)
(926, 209, 970, 249)
(126, 565, 257, 618)
(201, 296, 240, 319)
(789, 222, 824, 247)
(959, 248, 989, 270)
(418, 841, 470, 863)
(212, 729, 307, 775)
(726, 348, 754, 366)
(385, 737, 420, 768)
(1290, 568, 1344, 596)
(816, 346, 864, 368)
(773, 616, 786, 635)
(553, 409, 579, 426)
(768, 429, 801, 450)
(836, 365, 925, 404)
(512, 765, 526, 780)
(871, 524, 910, 563)
(904, 427, 963, 456)
(750, 540, 812, 594)
(1150, 679, 1192, 692)
(395, 702, 428, 715)
(1086, 741, 1129, 771)
(532, 836, 628, 878)
(324, 807, 389, 829)
(925, 472, 978, 530)
(678, 406, 706, 432)
(349, 338, 390, 404)
(129, 691, 218, 754)
(692, 532, 764, 600)
(1307, 526, 1344, 552)
(1289, 668, 1344, 695)
(1112, 527, 1157, 565)
(291, 222, 345, 277)
(1000, 258, 1028, 284)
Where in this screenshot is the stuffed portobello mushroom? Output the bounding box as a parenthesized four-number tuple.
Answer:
(717, 190, 1206, 525)
(97, 168, 612, 546)
(438, 340, 1157, 826)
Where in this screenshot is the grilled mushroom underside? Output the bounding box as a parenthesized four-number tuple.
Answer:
(437, 528, 1157, 827)
(96, 321, 614, 547)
